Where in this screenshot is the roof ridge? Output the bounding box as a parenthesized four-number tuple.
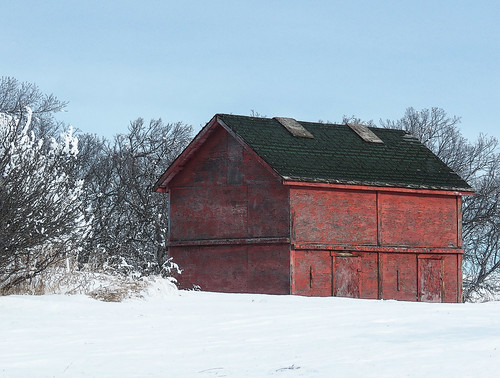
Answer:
(217, 113, 407, 132)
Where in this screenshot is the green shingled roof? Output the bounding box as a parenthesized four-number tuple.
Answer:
(217, 114, 473, 192)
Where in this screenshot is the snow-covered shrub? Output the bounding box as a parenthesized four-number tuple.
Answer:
(0, 108, 90, 293)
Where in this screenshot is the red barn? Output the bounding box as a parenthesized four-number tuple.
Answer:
(154, 114, 473, 302)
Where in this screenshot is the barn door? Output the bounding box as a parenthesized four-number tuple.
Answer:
(418, 257, 444, 303)
(333, 255, 361, 298)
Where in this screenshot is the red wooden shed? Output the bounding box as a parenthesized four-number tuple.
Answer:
(154, 114, 473, 302)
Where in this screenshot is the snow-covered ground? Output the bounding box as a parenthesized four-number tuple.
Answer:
(1, 284, 500, 377)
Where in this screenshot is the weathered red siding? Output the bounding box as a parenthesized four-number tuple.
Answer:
(292, 250, 379, 299)
(170, 244, 290, 294)
(333, 253, 377, 299)
(291, 250, 332, 296)
(378, 192, 458, 248)
(380, 253, 417, 301)
(291, 188, 377, 245)
(168, 125, 290, 292)
(170, 126, 289, 241)
(289, 184, 463, 302)
(291, 249, 461, 302)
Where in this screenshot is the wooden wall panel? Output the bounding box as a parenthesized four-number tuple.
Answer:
(291, 250, 332, 296)
(444, 254, 459, 303)
(379, 192, 458, 248)
(247, 184, 290, 238)
(248, 245, 291, 294)
(291, 188, 377, 245)
(380, 253, 418, 301)
(359, 252, 378, 299)
(170, 245, 290, 294)
(170, 246, 248, 293)
(170, 186, 248, 240)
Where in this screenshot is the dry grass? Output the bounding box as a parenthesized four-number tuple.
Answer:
(1, 266, 158, 302)
(87, 280, 146, 302)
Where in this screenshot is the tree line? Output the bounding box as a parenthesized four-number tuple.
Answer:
(1, 77, 499, 301)
(0, 77, 192, 293)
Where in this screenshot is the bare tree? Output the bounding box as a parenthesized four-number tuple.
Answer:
(0, 76, 67, 138)
(71, 133, 115, 268)
(78, 118, 193, 275)
(381, 107, 500, 301)
(342, 115, 376, 127)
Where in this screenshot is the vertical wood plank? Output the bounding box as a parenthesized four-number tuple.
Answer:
(457, 196, 463, 248)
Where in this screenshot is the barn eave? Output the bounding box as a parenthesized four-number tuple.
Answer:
(282, 177, 475, 196)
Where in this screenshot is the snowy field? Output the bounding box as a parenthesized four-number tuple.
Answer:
(1, 286, 500, 378)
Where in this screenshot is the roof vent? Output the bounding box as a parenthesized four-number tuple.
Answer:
(274, 117, 314, 139)
(347, 123, 384, 144)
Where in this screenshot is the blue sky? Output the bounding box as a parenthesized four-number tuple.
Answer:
(1, 1, 499, 141)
